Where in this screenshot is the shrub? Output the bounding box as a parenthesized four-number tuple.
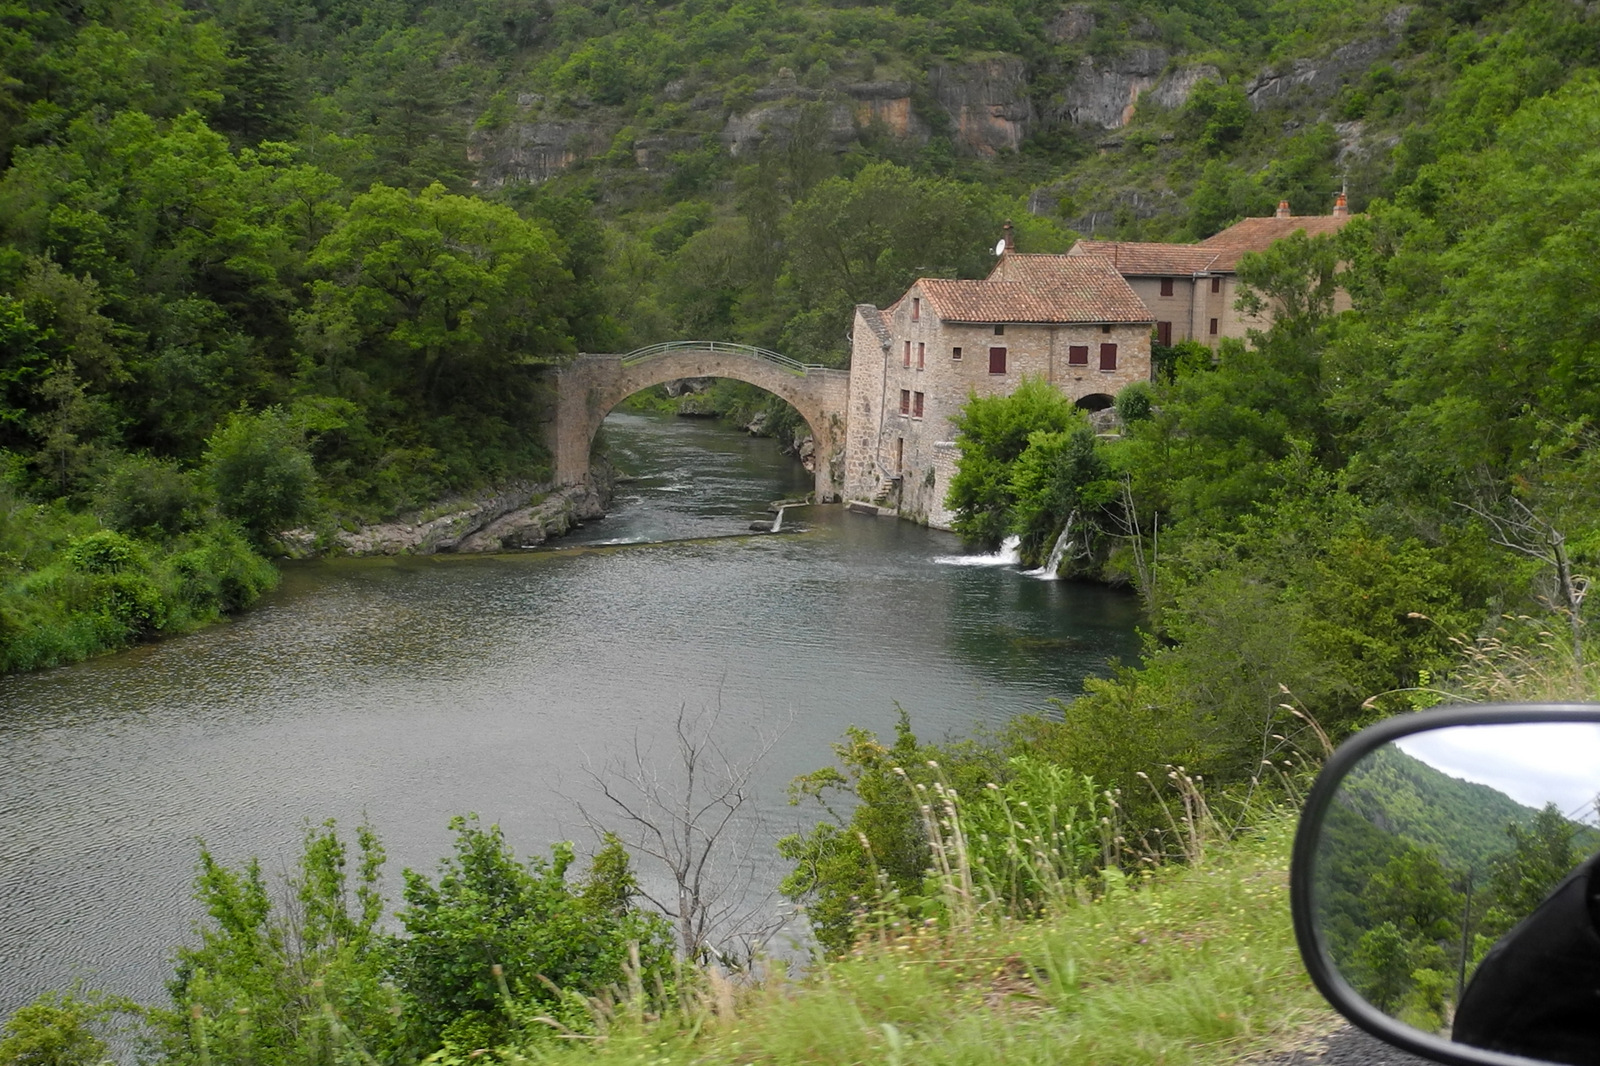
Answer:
(204, 409, 316, 546)
(1114, 380, 1154, 423)
(93, 454, 207, 537)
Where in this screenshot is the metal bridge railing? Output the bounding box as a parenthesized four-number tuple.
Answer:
(617, 340, 829, 376)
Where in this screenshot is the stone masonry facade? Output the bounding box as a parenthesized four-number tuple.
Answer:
(842, 251, 1153, 528)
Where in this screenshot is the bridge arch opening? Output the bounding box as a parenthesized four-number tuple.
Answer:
(549, 343, 852, 501)
(1074, 393, 1115, 412)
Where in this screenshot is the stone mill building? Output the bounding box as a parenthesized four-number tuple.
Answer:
(841, 240, 1154, 529)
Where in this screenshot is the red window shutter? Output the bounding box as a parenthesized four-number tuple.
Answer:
(913, 391, 924, 417)
(1209, 317, 1219, 335)
(1099, 342, 1117, 370)
(1156, 321, 1172, 346)
(900, 389, 910, 414)
(917, 342, 925, 369)
(1067, 345, 1088, 366)
(912, 298, 920, 321)
(1211, 276, 1221, 294)
(1160, 278, 1174, 297)
(989, 347, 1007, 374)
(903, 341, 911, 366)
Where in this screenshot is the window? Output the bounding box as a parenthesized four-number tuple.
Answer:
(899, 389, 911, 415)
(989, 347, 1007, 374)
(1208, 317, 1219, 335)
(1160, 277, 1174, 297)
(1067, 344, 1089, 366)
(1101, 324, 1111, 334)
(912, 391, 924, 418)
(912, 297, 920, 322)
(1211, 276, 1221, 294)
(1099, 342, 1117, 370)
(1156, 321, 1172, 347)
(903, 341, 911, 367)
(952, 346, 962, 361)
(916, 342, 925, 370)
(994, 324, 1005, 336)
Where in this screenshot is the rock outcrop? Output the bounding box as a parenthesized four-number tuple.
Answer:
(930, 58, 1034, 154)
(286, 476, 613, 557)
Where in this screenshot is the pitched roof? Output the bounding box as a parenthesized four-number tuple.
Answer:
(855, 304, 892, 348)
(1068, 240, 1221, 276)
(915, 253, 1152, 325)
(1198, 215, 1353, 270)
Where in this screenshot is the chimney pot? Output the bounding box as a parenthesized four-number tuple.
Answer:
(1003, 219, 1014, 251)
(1332, 192, 1349, 217)
(1275, 200, 1292, 219)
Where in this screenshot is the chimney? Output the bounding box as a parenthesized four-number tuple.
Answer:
(1003, 219, 1014, 252)
(1275, 200, 1292, 219)
(1332, 192, 1348, 217)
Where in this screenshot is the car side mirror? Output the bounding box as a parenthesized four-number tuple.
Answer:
(1290, 703, 1600, 1066)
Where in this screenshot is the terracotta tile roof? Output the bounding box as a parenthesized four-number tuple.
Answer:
(1068, 240, 1221, 276)
(1198, 215, 1354, 270)
(855, 304, 892, 348)
(916, 254, 1152, 324)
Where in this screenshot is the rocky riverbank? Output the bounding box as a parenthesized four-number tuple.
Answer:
(283, 463, 617, 557)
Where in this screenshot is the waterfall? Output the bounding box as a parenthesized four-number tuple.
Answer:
(1026, 512, 1077, 579)
(771, 505, 786, 533)
(933, 534, 1021, 567)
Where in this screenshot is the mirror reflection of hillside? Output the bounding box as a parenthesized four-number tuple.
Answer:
(1312, 730, 1600, 1035)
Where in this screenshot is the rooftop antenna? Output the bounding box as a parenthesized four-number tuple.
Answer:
(993, 238, 1007, 256)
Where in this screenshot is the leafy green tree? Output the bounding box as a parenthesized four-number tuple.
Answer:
(157, 820, 396, 1066)
(203, 406, 315, 544)
(390, 815, 674, 1056)
(1006, 421, 1114, 570)
(306, 182, 572, 413)
(0, 989, 123, 1066)
(1482, 802, 1580, 937)
(93, 452, 206, 536)
(946, 378, 1079, 549)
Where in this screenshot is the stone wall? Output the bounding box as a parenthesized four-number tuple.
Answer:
(549, 349, 851, 502)
(844, 287, 1152, 523)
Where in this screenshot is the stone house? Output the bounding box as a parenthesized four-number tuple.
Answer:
(842, 249, 1153, 529)
(1068, 194, 1355, 347)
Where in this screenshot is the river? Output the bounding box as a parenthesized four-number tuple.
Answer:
(0, 410, 1141, 1017)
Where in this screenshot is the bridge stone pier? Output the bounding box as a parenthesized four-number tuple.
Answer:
(546, 342, 852, 501)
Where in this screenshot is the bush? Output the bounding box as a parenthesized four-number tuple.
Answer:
(93, 454, 207, 537)
(204, 409, 316, 546)
(1114, 380, 1154, 423)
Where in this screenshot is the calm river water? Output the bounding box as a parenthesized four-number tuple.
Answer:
(0, 410, 1141, 1016)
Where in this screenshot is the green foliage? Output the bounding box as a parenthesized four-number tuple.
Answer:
(945, 379, 1080, 549)
(203, 408, 315, 545)
(1114, 381, 1154, 424)
(0, 990, 122, 1066)
(93, 453, 207, 537)
(390, 815, 675, 1056)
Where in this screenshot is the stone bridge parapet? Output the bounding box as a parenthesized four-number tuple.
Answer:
(547, 343, 851, 501)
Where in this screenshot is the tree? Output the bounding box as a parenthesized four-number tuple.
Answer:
(946, 378, 1079, 548)
(580, 704, 787, 964)
(306, 183, 572, 413)
(1482, 803, 1579, 937)
(389, 815, 673, 1056)
(203, 406, 315, 544)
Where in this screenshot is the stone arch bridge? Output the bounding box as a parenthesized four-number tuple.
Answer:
(546, 342, 851, 500)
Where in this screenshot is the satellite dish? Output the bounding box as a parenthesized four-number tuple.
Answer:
(994, 239, 1007, 256)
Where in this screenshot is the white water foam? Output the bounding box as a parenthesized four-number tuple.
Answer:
(1023, 513, 1076, 580)
(933, 534, 1022, 567)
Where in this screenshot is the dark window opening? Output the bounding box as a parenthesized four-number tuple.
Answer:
(1101, 324, 1111, 334)
(1156, 321, 1172, 347)
(952, 346, 962, 361)
(1099, 343, 1117, 370)
(912, 297, 920, 321)
(1211, 276, 1221, 294)
(1209, 317, 1219, 335)
(1160, 277, 1174, 297)
(994, 324, 1005, 335)
(989, 347, 1007, 374)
